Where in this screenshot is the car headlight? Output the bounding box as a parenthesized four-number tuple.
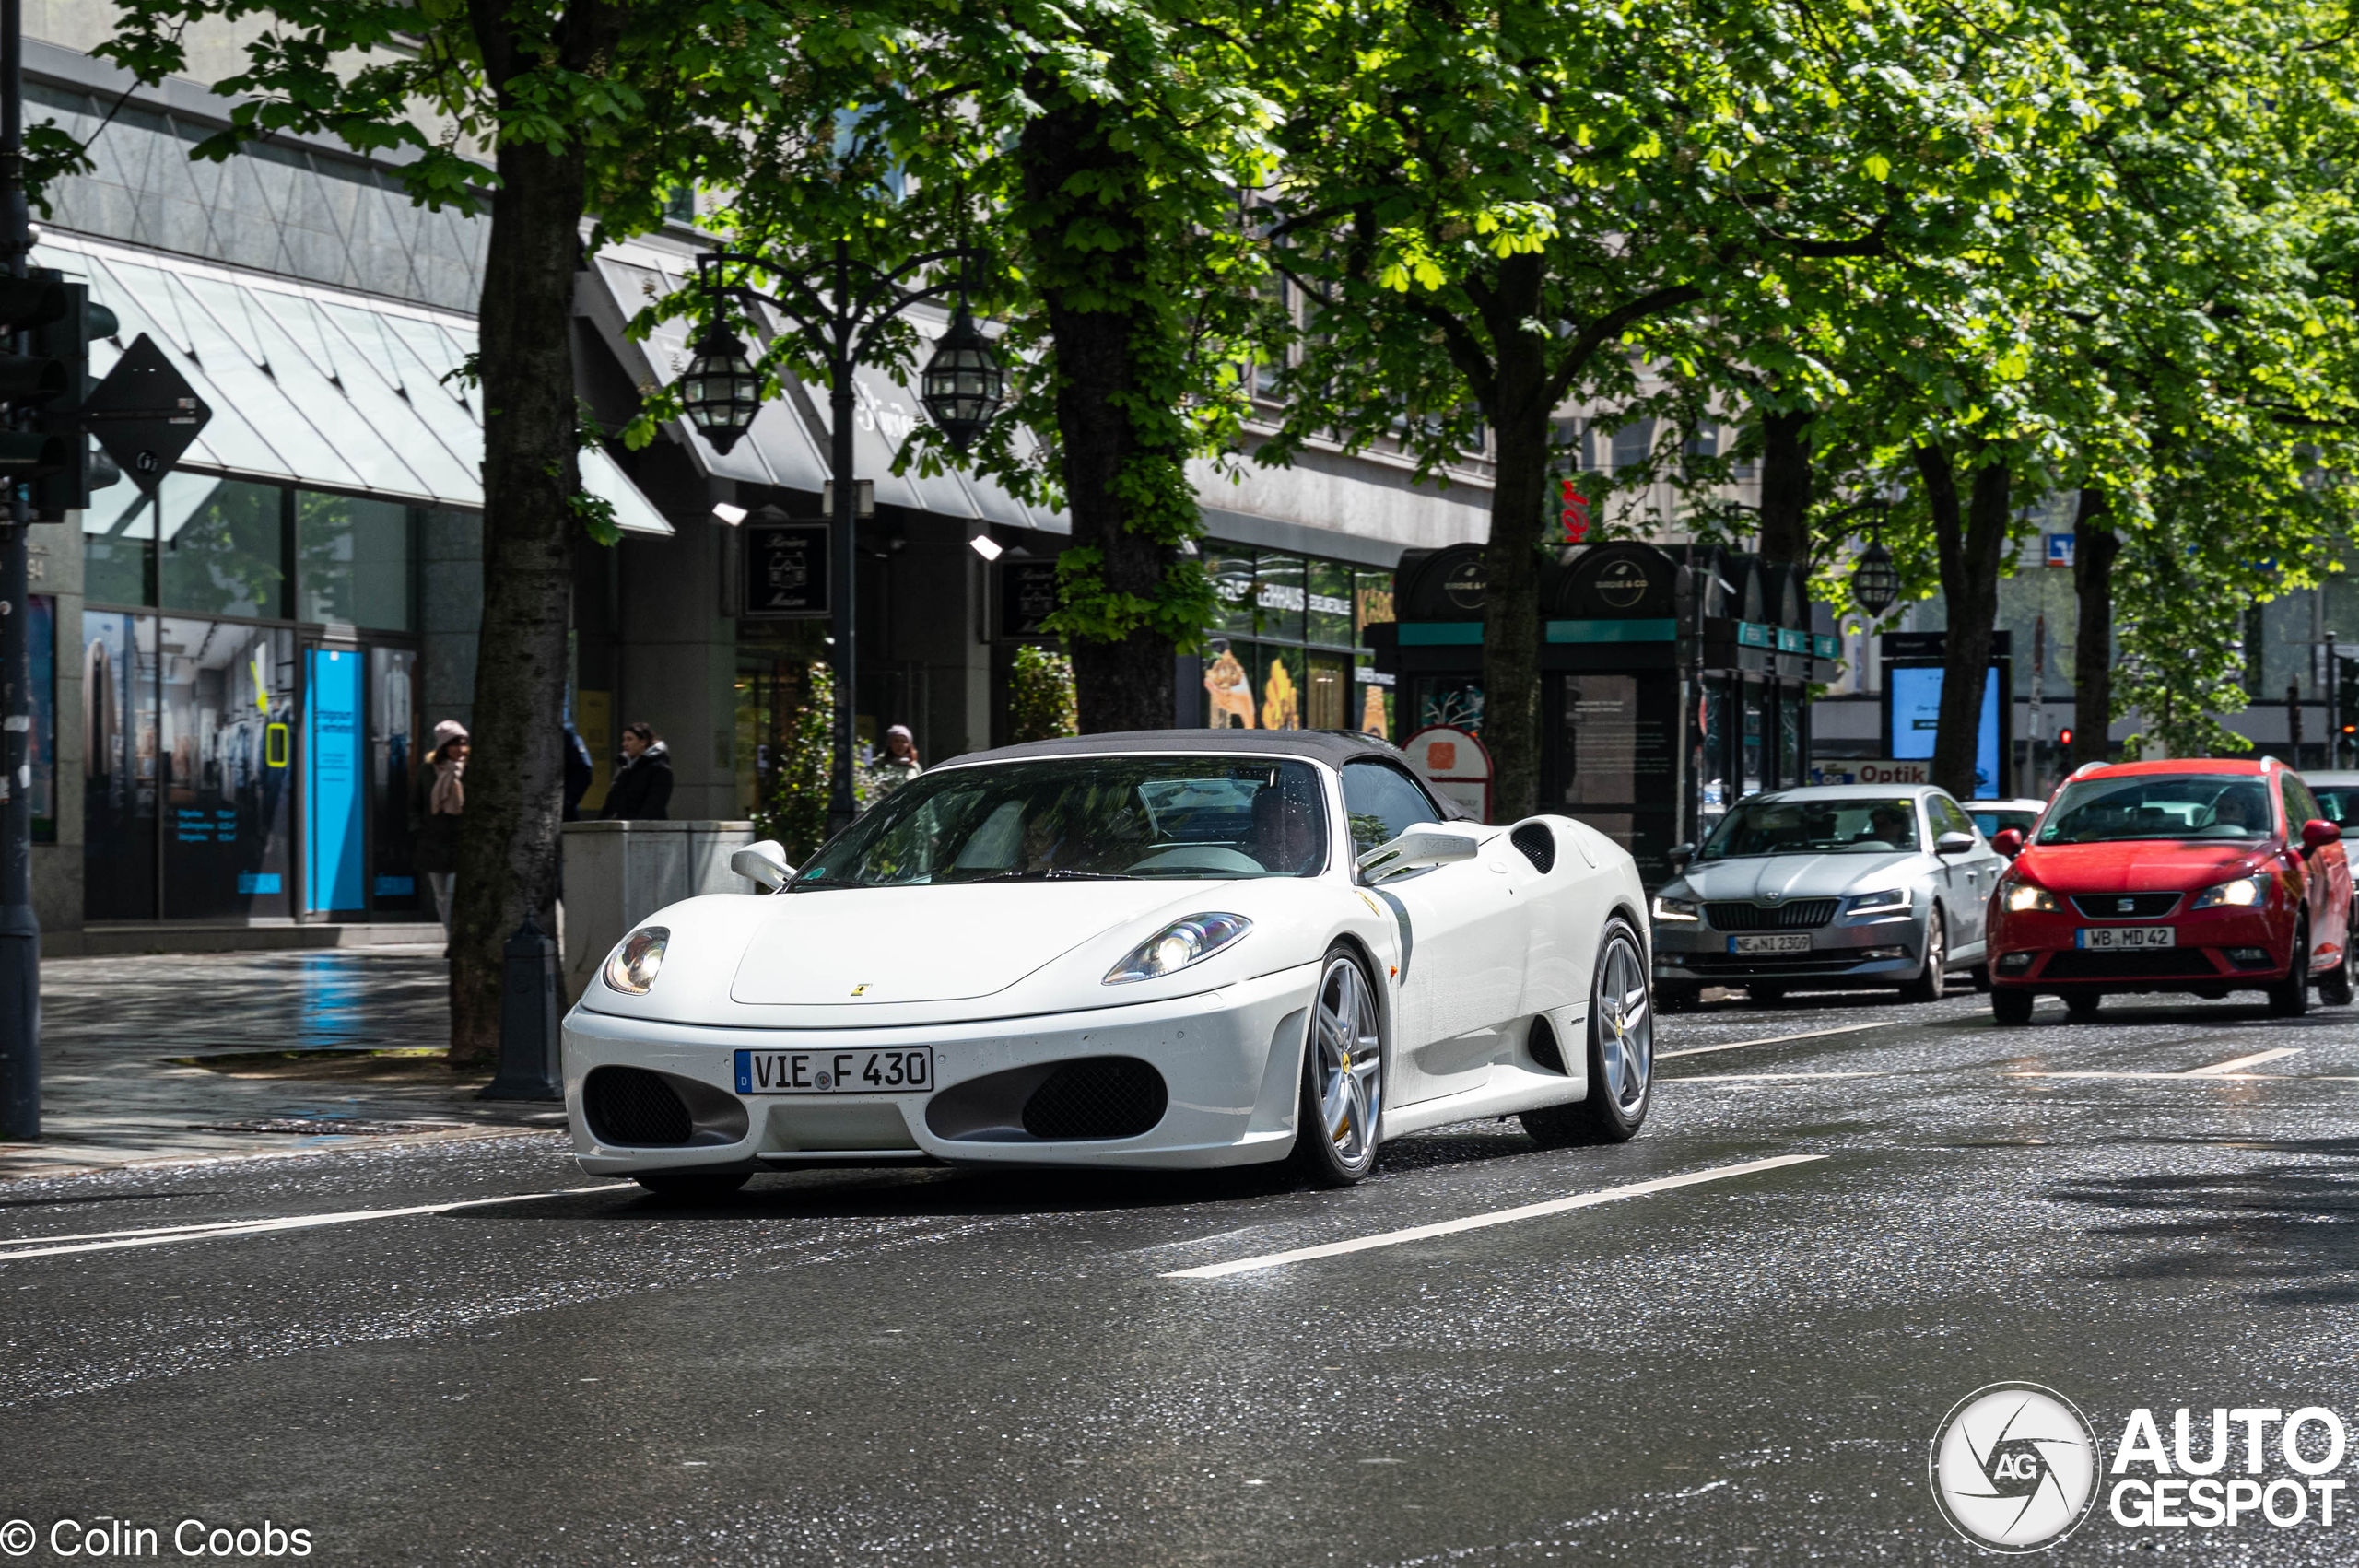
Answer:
(1842, 886, 1912, 917)
(1104, 913, 1252, 984)
(1651, 894, 1700, 922)
(2192, 872, 2271, 910)
(603, 926, 669, 994)
(2001, 879, 2060, 914)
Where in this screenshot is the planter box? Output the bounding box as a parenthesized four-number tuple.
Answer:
(561, 821, 757, 1006)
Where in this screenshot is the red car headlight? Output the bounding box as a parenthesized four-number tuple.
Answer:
(2190, 872, 2271, 910)
(2001, 878, 2059, 914)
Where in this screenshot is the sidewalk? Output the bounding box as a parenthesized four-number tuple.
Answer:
(1, 947, 568, 1181)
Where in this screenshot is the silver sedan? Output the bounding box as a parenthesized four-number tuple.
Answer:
(1649, 784, 2007, 1006)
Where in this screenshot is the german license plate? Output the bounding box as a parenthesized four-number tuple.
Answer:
(2074, 926, 2175, 951)
(733, 1047, 933, 1094)
(1729, 933, 1811, 955)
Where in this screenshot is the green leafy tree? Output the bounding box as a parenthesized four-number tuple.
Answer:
(1008, 644, 1079, 743)
(757, 661, 837, 863)
(1257, 0, 2088, 816)
(97, 1, 868, 1062)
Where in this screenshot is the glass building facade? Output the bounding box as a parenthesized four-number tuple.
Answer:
(70, 474, 464, 924)
(1189, 543, 1397, 736)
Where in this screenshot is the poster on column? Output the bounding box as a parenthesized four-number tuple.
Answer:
(306, 647, 366, 912)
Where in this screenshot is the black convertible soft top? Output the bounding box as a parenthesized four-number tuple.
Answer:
(946, 728, 1405, 769)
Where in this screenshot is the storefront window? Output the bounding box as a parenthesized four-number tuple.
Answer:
(1195, 546, 1397, 737)
(1256, 643, 1306, 730)
(1307, 560, 1353, 647)
(29, 596, 55, 842)
(372, 648, 420, 907)
(160, 618, 295, 919)
(299, 491, 416, 630)
(82, 612, 159, 920)
(160, 478, 286, 620)
(1254, 553, 1306, 643)
(83, 486, 154, 608)
(1208, 548, 1256, 637)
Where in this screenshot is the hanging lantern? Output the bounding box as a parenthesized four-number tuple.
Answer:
(678, 322, 763, 455)
(919, 309, 1006, 453)
(1852, 539, 1900, 617)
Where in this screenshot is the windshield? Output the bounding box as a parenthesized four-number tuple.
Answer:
(1973, 809, 2038, 838)
(2036, 775, 2272, 844)
(1698, 798, 1921, 860)
(790, 755, 1329, 888)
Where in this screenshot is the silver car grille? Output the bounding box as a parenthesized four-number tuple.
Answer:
(1705, 899, 1838, 931)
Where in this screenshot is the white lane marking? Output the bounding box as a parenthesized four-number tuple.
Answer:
(2008, 1071, 2326, 1082)
(1160, 1154, 1825, 1280)
(1666, 1071, 1885, 1082)
(0, 1185, 634, 1261)
(1656, 1023, 1899, 1060)
(2183, 1047, 2301, 1076)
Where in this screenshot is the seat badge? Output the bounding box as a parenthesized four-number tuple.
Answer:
(2117, 898, 2134, 913)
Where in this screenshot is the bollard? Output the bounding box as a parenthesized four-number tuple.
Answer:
(480, 915, 564, 1101)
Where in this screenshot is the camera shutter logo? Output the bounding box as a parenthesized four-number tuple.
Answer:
(1929, 1383, 2101, 1552)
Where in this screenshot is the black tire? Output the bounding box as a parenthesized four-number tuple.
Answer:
(634, 1170, 750, 1201)
(1990, 989, 2035, 1026)
(1524, 919, 1652, 1148)
(1657, 979, 1702, 1013)
(1289, 946, 1386, 1187)
(1900, 909, 1947, 1003)
(1970, 964, 1992, 993)
(2064, 992, 2102, 1022)
(1747, 983, 1788, 1003)
(2269, 919, 2312, 1018)
(2319, 931, 2355, 1008)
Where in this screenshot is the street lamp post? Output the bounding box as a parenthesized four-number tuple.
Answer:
(677, 240, 1003, 837)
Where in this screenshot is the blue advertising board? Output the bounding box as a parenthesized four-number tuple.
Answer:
(1888, 664, 2003, 797)
(305, 647, 365, 911)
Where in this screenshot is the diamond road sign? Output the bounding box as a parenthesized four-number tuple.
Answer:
(82, 333, 211, 492)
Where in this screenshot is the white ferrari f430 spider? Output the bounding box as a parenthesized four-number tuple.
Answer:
(564, 731, 1654, 1196)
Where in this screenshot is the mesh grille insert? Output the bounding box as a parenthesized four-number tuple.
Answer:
(2042, 948, 2219, 980)
(1706, 899, 1837, 930)
(583, 1065, 695, 1146)
(1511, 823, 1556, 874)
(1021, 1058, 1168, 1141)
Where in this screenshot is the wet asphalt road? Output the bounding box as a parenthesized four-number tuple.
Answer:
(3, 987, 2358, 1564)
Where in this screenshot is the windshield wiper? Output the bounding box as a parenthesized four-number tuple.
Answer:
(958, 869, 1133, 883)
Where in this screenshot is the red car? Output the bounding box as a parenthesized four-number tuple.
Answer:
(1986, 758, 2353, 1024)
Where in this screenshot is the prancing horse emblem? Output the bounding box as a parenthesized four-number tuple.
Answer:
(851, 983, 871, 996)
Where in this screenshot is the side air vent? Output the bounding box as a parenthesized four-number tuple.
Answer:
(1511, 822, 1555, 873)
(583, 1065, 693, 1146)
(1021, 1058, 1168, 1141)
(1526, 1015, 1567, 1074)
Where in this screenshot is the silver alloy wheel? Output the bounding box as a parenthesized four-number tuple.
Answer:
(1312, 954, 1383, 1168)
(1596, 931, 1652, 1112)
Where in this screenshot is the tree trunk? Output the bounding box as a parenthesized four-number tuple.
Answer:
(447, 2, 620, 1067)
(1017, 93, 1184, 733)
(1915, 444, 2011, 802)
(1755, 403, 1813, 568)
(1479, 255, 1552, 822)
(2070, 486, 2117, 770)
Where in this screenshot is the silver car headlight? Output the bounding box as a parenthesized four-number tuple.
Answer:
(1651, 894, 1700, 922)
(2191, 872, 2271, 910)
(2001, 878, 2060, 913)
(603, 926, 669, 994)
(1104, 913, 1251, 985)
(1843, 886, 1912, 917)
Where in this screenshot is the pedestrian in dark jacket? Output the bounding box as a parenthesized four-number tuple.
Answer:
(603, 721, 674, 820)
(407, 719, 468, 936)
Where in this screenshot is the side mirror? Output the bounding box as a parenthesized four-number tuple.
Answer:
(1991, 827, 2025, 860)
(2301, 818, 2341, 855)
(1357, 826, 1482, 883)
(731, 839, 794, 891)
(1667, 842, 1696, 872)
(1934, 830, 1977, 857)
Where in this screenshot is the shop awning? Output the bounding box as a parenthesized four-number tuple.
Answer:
(32, 232, 672, 535)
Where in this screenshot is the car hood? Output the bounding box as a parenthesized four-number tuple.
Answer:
(1675, 851, 1923, 902)
(2015, 840, 2272, 895)
(728, 881, 1213, 1006)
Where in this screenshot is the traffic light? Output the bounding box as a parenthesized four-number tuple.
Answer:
(0, 273, 73, 482)
(29, 279, 123, 519)
(2058, 727, 2074, 748)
